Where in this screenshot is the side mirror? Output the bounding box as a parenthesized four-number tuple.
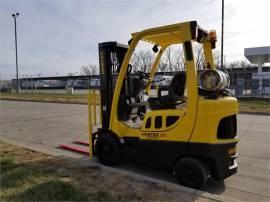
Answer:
(152, 45, 159, 53)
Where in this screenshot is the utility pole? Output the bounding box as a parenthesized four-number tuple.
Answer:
(12, 12, 20, 93)
(221, 0, 224, 69)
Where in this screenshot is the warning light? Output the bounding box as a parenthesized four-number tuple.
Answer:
(209, 30, 217, 49)
(209, 30, 217, 41)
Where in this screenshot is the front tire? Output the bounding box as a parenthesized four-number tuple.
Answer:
(95, 134, 121, 166)
(174, 157, 208, 189)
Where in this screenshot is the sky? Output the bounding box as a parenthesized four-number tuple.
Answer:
(0, 0, 270, 79)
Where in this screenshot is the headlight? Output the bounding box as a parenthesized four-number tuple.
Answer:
(199, 69, 230, 91)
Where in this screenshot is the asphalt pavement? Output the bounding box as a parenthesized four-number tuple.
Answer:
(0, 100, 269, 201)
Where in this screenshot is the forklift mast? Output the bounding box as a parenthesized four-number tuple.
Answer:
(98, 42, 128, 129)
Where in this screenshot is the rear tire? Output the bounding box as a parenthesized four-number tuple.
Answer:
(174, 157, 208, 189)
(95, 134, 121, 166)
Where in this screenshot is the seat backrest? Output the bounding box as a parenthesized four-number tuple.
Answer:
(169, 72, 186, 96)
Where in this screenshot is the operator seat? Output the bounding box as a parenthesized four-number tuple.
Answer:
(148, 72, 186, 110)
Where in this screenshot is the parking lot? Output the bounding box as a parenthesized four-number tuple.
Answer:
(0, 100, 269, 201)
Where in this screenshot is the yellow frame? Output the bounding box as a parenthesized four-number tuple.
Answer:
(88, 89, 102, 157)
(89, 21, 238, 153)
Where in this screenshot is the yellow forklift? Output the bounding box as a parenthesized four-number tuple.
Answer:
(90, 21, 238, 189)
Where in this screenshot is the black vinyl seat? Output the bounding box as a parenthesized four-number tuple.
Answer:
(148, 72, 186, 110)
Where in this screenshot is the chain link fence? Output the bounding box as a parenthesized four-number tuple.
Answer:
(2, 71, 270, 98)
(230, 78, 270, 98)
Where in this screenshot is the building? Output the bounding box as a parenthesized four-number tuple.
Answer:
(244, 46, 270, 96)
(9, 46, 270, 97)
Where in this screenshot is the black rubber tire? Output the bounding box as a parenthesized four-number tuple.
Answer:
(95, 134, 121, 166)
(174, 157, 208, 189)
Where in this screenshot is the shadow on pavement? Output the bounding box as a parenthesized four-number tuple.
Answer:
(113, 159, 226, 195)
(204, 178, 226, 194)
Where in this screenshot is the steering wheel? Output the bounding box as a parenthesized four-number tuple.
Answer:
(134, 71, 150, 80)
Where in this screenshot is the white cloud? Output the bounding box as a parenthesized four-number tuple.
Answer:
(223, 0, 270, 61)
(0, 0, 269, 79)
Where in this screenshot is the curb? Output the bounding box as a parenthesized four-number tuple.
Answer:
(1, 137, 240, 202)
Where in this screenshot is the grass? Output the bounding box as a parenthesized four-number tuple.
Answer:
(0, 141, 210, 202)
(0, 143, 89, 201)
(1, 92, 268, 113)
(238, 99, 270, 113)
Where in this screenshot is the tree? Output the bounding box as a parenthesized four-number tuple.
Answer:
(174, 50, 185, 71)
(164, 46, 173, 71)
(158, 61, 168, 72)
(81, 64, 98, 75)
(193, 46, 205, 70)
(131, 50, 154, 72)
(158, 46, 185, 72)
(228, 60, 249, 69)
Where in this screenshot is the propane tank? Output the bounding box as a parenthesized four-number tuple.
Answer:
(199, 69, 230, 91)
